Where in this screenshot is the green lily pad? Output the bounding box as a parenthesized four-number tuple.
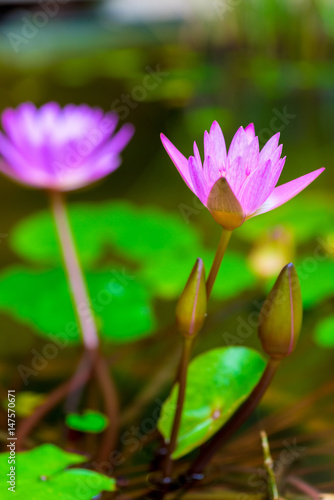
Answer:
(314, 316, 334, 348)
(158, 347, 266, 459)
(0, 444, 115, 499)
(10, 201, 201, 268)
(0, 266, 156, 344)
(66, 410, 109, 433)
(9, 201, 257, 302)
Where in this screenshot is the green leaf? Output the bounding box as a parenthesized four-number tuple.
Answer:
(314, 316, 334, 348)
(140, 250, 256, 300)
(0, 266, 156, 344)
(0, 444, 115, 499)
(206, 251, 257, 300)
(66, 410, 109, 433)
(158, 347, 266, 459)
(10, 201, 257, 301)
(10, 201, 201, 268)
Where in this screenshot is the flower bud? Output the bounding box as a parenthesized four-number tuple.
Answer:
(207, 177, 245, 230)
(176, 258, 207, 338)
(258, 263, 302, 359)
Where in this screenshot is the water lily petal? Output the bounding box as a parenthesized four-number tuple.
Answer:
(226, 155, 245, 196)
(160, 133, 193, 190)
(251, 168, 325, 217)
(239, 159, 273, 215)
(228, 126, 247, 161)
(244, 123, 255, 142)
(209, 120, 227, 168)
(259, 132, 280, 165)
(244, 136, 259, 175)
(188, 156, 208, 204)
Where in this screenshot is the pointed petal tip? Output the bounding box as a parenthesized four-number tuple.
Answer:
(245, 122, 254, 132)
(210, 120, 220, 132)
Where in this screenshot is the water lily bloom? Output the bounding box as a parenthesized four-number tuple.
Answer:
(0, 102, 134, 191)
(161, 122, 324, 230)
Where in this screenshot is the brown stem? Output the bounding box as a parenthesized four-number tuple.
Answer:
(17, 351, 96, 450)
(286, 475, 321, 500)
(162, 338, 193, 480)
(206, 229, 232, 299)
(185, 358, 281, 479)
(94, 355, 120, 462)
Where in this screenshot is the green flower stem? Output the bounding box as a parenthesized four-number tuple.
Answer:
(261, 430, 279, 500)
(162, 337, 194, 480)
(206, 229, 233, 299)
(49, 190, 100, 352)
(185, 357, 281, 480)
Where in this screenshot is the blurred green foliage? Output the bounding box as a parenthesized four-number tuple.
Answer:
(0, 266, 155, 344)
(66, 410, 109, 434)
(314, 315, 334, 348)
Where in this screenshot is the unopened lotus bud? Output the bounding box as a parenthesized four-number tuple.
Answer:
(258, 263, 302, 359)
(176, 258, 207, 338)
(207, 177, 245, 230)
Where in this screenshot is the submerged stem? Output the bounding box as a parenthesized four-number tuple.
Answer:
(206, 229, 232, 299)
(163, 338, 194, 480)
(17, 351, 95, 450)
(94, 356, 120, 462)
(49, 190, 99, 352)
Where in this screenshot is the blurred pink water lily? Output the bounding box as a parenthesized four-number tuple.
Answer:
(0, 102, 134, 191)
(161, 122, 324, 230)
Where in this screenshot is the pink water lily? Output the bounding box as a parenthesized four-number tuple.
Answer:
(0, 102, 134, 191)
(161, 122, 324, 230)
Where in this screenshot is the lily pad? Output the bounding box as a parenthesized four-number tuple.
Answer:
(9, 201, 257, 301)
(0, 266, 156, 344)
(0, 444, 115, 499)
(10, 201, 201, 268)
(158, 347, 266, 459)
(314, 316, 334, 348)
(66, 410, 109, 433)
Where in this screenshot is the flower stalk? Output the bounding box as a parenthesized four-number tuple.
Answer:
(206, 229, 232, 298)
(162, 258, 207, 481)
(162, 336, 194, 481)
(49, 190, 100, 352)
